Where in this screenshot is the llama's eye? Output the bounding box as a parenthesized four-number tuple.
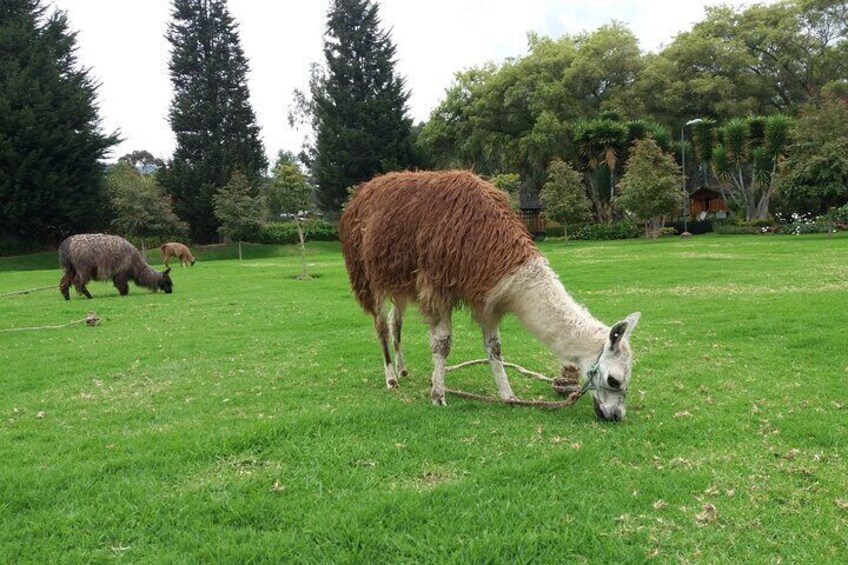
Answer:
(607, 376, 621, 389)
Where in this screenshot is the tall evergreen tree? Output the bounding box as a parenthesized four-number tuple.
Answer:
(161, 0, 266, 243)
(297, 0, 413, 214)
(0, 0, 119, 242)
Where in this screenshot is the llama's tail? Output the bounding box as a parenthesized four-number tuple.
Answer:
(159, 243, 167, 252)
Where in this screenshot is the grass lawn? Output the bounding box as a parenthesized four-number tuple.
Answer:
(1, 234, 847, 563)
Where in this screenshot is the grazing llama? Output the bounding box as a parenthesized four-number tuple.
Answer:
(59, 234, 173, 299)
(340, 171, 640, 421)
(160, 242, 196, 267)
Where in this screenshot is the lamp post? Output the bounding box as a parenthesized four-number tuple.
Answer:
(681, 118, 703, 234)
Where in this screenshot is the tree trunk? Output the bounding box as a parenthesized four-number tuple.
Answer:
(563, 223, 568, 243)
(296, 220, 311, 280)
(141, 240, 147, 263)
(238, 240, 242, 261)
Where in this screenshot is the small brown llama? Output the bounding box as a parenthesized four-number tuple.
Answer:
(340, 171, 640, 421)
(59, 234, 173, 299)
(160, 242, 196, 267)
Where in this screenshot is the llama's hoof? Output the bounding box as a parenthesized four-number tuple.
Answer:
(386, 378, 399, 389)
(400, 369, 409, 377)
(431, 394, 447, 406)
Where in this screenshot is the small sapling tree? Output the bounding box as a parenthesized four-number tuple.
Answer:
(266, 151, 315, 279)
(540, 159, 592, 241)
(616, 139, 682, 238)
(213, 171, 265, 260)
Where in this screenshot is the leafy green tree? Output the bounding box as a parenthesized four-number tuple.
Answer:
(118, 150, 164, 171)
(490, 173, 521, 212)
(0, 0, 119, 243)
(540, 159, 592, 240)
(616, 139, 683, 237)
(106, 163, 185, 258)
(213, 171, 265, 260)
(294, 0, 413, 214)
(636, 1, 848, 125)
(778, 93, 848, 214)
(161, 0, 267, 243)
(265, 150, 315, 278)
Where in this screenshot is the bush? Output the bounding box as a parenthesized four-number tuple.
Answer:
(714, 224, 761, 234)
(572, 222, 642, 241)
(544, 225, 566, 238)
(775, 212, 829, 235)
(255, 220, 338, 245)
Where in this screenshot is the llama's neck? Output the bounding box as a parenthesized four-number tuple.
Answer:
(133, 260, 162, 291)
(492, 256, 608, 372)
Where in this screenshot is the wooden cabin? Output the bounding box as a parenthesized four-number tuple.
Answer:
(688, 187, 728, 219)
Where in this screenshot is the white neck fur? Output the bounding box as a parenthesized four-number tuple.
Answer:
(486, 256, 608, 372)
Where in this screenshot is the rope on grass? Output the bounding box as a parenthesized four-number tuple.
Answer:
(0, 311, 101, 333)
(444, 359, 586, 408)
(0, 285, 54, 298)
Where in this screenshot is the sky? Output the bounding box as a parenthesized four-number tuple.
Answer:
(50, 0, 756, 165)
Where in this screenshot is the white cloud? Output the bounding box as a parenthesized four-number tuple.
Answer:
(49, 0, 765, 164)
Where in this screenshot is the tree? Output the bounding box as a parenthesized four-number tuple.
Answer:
(490, 173, 521, 212)
(161, 0, 267, 243)
(540, 159, 592, 240)
(294, 0, 413, 214)
(265, 150, 314, 278)
(106, 163, 186, 258)
(0, 0, 119, 243)
(778, 92, 848, 214)
(213, 171, 265, 260)
(616, 139, 683, 237)
(708, 114, 792, 220)
(118, 150, 164, 173)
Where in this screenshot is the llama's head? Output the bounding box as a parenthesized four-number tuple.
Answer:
(157, 268, 173, 294)
(591, 312, 640, 422)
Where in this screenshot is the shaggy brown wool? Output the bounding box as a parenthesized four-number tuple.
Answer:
(58, 233, 173, 299)
(160, 242, 196, 267)
(340, 170, 538, 316)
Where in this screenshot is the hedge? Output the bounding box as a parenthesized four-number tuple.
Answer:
(255, 220, 339, 245)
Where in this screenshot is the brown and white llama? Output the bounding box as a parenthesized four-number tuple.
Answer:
(160, 242, 196, 267)
(340, 171, 640, 421)
(59, 234, 173, 299)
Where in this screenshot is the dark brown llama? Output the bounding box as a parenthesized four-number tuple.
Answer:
(340, 171, 640, 421)
(160, 242, 196, 267)
(59, 234, 173, 299)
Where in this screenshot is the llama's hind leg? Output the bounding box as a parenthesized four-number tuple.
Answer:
(427, 313, 452, 406)
(389, 299, 408, 377)
(59, 272, 73, 300)
(481, 322, 517, 401)
(374, 312, 399, 388)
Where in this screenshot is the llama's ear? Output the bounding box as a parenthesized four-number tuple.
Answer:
(609, 312, 640, 348)
(623, 312, 641, 339)
(164, 267, 172, 275)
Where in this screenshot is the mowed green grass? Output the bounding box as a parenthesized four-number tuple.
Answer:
(1, 235, 847, 563)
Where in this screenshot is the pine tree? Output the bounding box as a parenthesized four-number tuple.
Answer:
(298, 0, 413, 214)
(0, 0, 119, 243)
(161, 0, 267, 243)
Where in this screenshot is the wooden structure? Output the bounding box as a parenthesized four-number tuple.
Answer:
(688, 187, 728, 219)
(520, 207, 546, 240)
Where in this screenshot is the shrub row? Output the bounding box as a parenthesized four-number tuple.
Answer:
(254, 220, 339, 245)
(571, 222, 642, 241)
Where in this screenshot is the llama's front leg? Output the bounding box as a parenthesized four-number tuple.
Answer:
(74, 274, 93, 299)
(389, 300, 408, 377)
(428, 315, 452, 406)
(113, 274, 130, 296)
(483, 326, 517, 401)
(374, 313, 398, 388)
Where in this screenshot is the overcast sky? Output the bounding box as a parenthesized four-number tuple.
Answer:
(50, 0, 756, 165)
